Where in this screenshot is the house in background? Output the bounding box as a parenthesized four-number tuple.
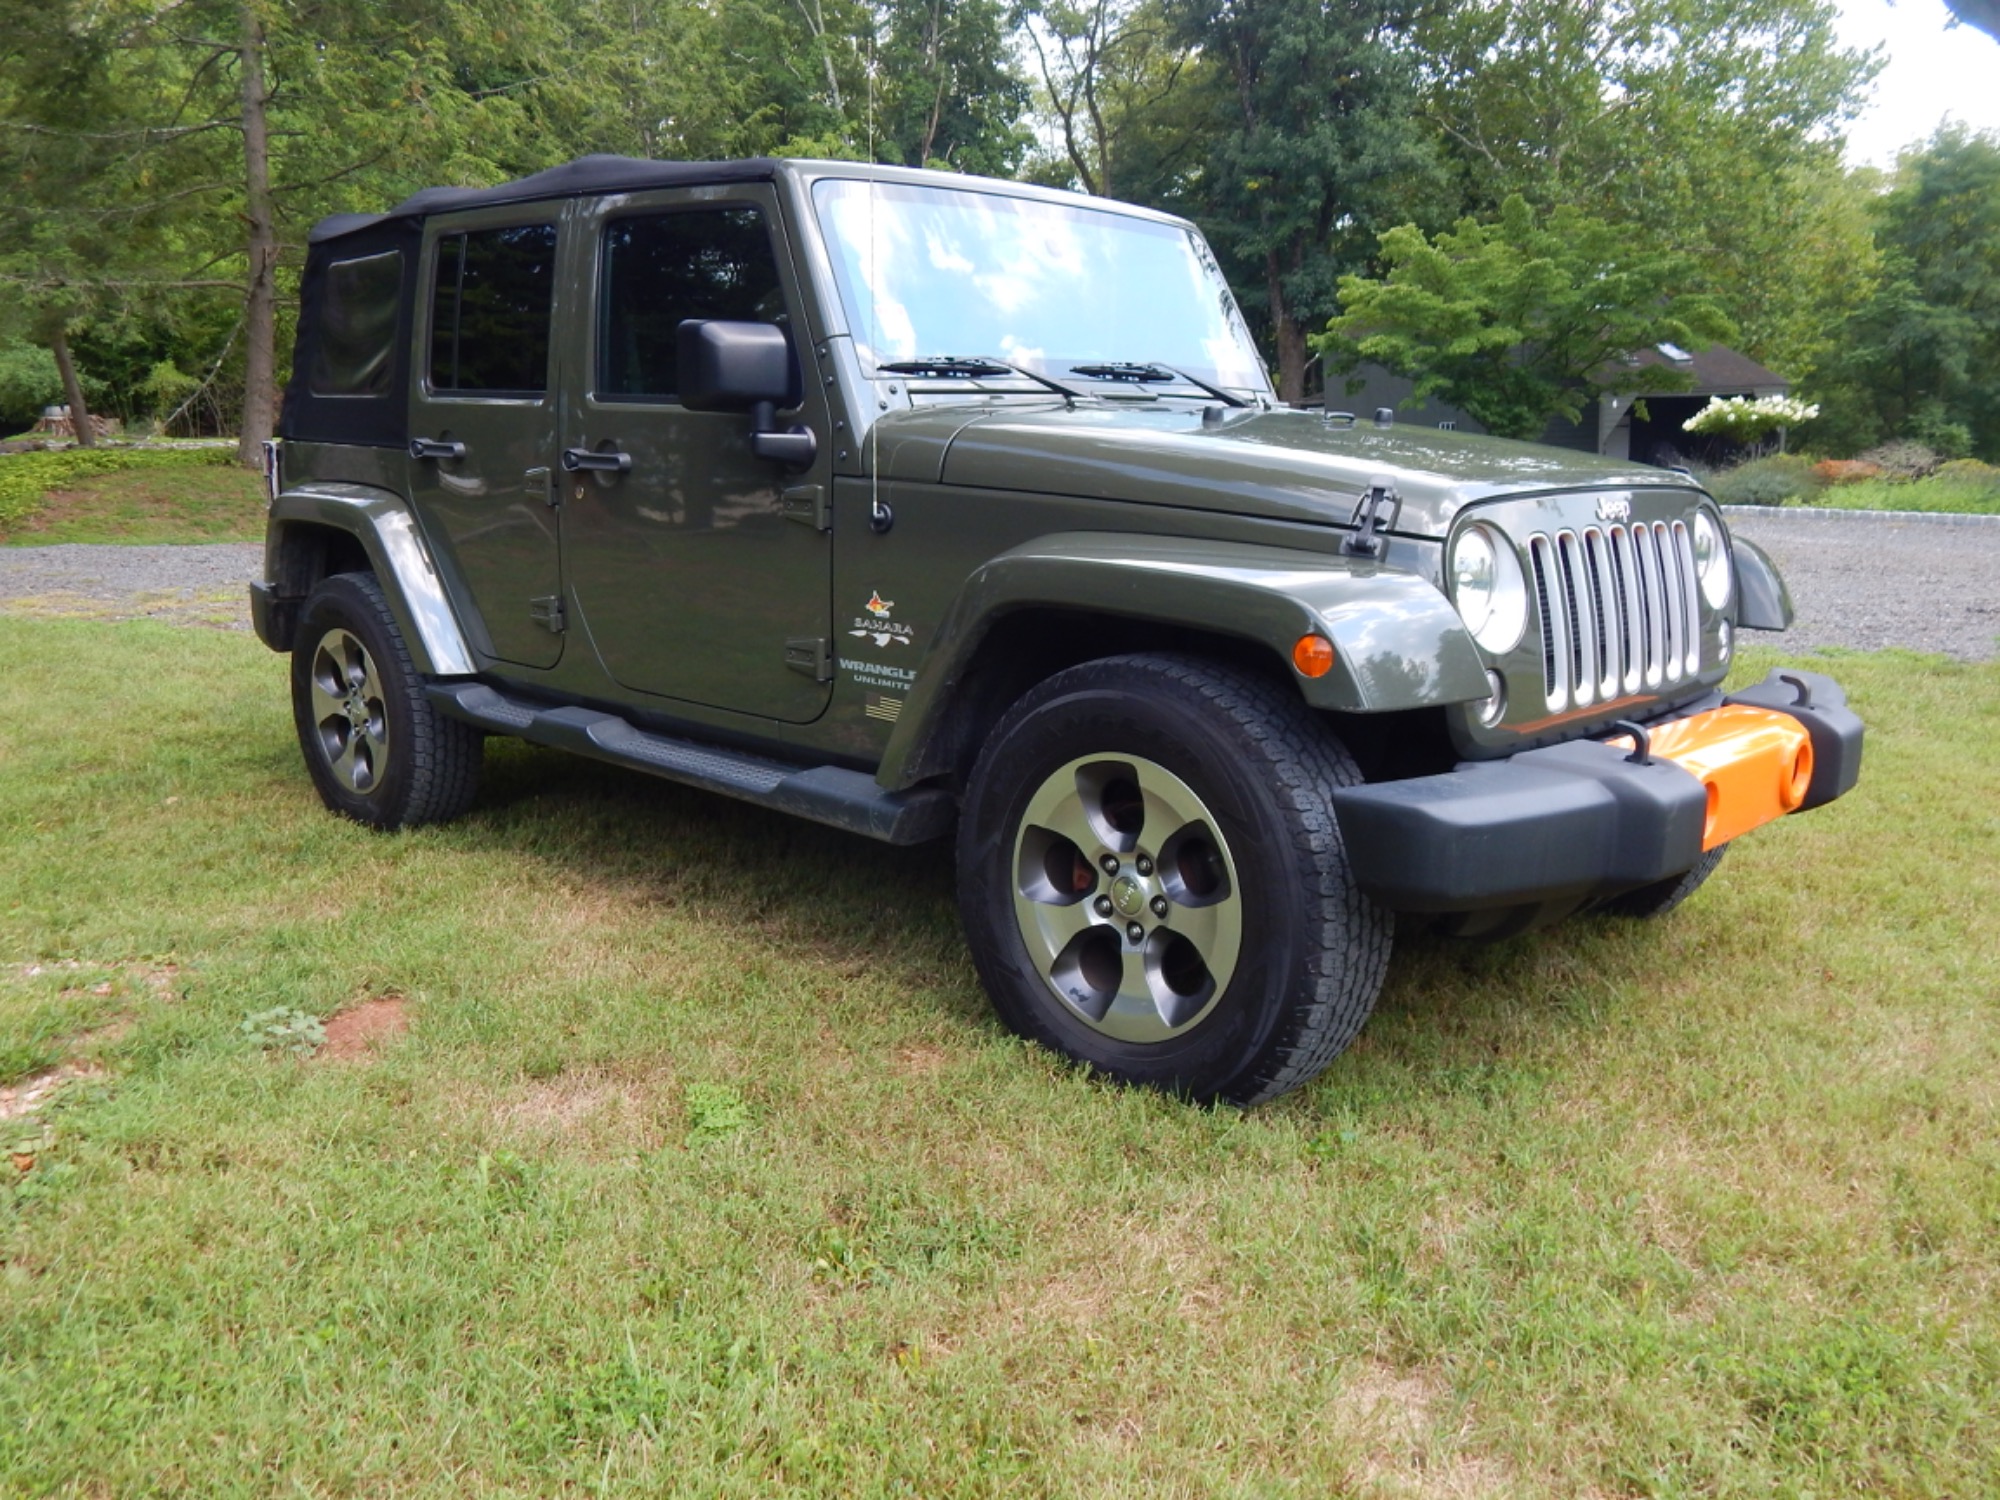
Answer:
(1323, 344, 1790, 467)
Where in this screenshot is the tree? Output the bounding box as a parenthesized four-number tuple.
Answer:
(1320, 196, 1734, 440)
(1162, 0, 1441, 403)
(1806, 128, 2000, 459)
(1414, 0, 1876, 382)
(1017, 0, 1215, 200)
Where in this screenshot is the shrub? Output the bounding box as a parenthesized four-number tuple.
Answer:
(1854, 440, 1941, 480)
(1934, 458, 2000, 485)
(1683, 394, 1820, 446)
(1706, 453, 1827, 506)
(1812, 459, 1884, 485)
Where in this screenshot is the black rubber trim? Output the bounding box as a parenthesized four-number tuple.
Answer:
(1332, 740, 1709, 913)
(1332, 665, 1862, 913)
(249, 582, 295, 653)
(1723, 668, 1863, 810)
(428, 681, 956, 845)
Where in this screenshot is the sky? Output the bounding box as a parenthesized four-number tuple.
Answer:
(1834, 0, 2000, 167)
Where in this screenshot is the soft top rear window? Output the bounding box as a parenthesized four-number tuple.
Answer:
(309, 250, 403, 397)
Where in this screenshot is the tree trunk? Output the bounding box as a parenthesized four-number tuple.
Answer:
(50, 327, 95, 448)
(1266, 251, 1308, 404)
(236, 1, 278, 469)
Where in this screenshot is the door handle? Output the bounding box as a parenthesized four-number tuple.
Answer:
(409, 437, 467, 461)
(560, 446, 632, 474)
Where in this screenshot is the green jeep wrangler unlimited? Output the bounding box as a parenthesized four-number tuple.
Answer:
(254, 154, 1862, 1104)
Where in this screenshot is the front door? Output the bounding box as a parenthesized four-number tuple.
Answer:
(559, 187, 832, 723)
(408, 211, 564, 669)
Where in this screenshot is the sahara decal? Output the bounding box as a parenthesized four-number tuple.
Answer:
(849, 589, 915, 648)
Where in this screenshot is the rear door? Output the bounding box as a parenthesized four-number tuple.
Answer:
(558, 186, 832, 723)
(408, 209, 564, 669)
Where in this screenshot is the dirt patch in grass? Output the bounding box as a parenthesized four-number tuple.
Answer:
(319, 993, 410, 1060)
(1342, 1360, 1516, 1500)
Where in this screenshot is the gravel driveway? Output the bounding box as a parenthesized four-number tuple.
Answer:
(1723, 508, 2000, 661)
(1, 513, 1996, 659)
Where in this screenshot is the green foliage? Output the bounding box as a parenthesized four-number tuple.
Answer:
(1805, 129, 2000, 462)
(1018, 0, 1222, 201)
(1705, 454, 1826, 507)
(1161, 0, 1441, 399)
(0, 341, 61, 432)
(1322, 197, 1734, 440)
(1802, 463, 2000, 514)
(0, 447, 231, 531)
(238, 1006, 325, 1058)
(683, 1082, 755, 1145)
(1414, 0, 1878, 383)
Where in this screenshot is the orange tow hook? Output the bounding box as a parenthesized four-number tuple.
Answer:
(1609, 705, 1814, 850)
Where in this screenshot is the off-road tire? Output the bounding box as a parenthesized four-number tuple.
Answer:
(1600, 844, 1729, 919)
(956, 653, 1392, 1105)
(291, 571, 482, 831)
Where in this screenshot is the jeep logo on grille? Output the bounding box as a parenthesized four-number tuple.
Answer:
(1596, 497, 1632, 523)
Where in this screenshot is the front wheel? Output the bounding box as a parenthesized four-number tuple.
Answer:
(956, 654, 1392, 1105)
(290, 571, 482, 831)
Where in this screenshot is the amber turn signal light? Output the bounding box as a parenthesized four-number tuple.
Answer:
(1292, 634, 1336, 678)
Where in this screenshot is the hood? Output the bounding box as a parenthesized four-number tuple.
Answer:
(870, 401, 1695, 538)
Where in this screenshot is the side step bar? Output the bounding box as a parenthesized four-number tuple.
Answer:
(427, 681, 956, 846)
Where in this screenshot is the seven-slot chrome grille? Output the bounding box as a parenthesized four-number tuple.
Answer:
(1526, 520, 1702, 713)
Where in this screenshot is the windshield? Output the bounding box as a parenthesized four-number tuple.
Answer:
(811, 178, 1271, 398)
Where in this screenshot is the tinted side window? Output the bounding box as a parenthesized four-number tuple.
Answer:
(310, 250, 402, 396)
(429, 224, 557, 394)
(599, 208, 786, 400)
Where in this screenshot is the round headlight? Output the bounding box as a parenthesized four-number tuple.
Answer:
(1449, 522, 1528, 654)
(1692, 510, 1732, 611)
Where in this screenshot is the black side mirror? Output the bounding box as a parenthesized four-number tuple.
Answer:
(678, 320, 792, 410)
(677, 320, 818, 471)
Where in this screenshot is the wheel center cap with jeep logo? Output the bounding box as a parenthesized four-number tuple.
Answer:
(1111, 874, 1147, 917)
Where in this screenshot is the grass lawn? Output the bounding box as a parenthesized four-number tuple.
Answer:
(2, 623, 1995, 1497)
(0, 448, 263, 545)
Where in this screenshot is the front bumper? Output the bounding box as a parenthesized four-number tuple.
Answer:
(1331, 668, 1862, 917)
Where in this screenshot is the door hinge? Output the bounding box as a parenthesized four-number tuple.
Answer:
(784, 636, 833, 682)
(526, 465, 555, 508)
(529, 595, 566, 634)
(781, 483, 833, 532)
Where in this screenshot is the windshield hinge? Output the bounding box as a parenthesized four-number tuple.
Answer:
(782, 483, 832, 532)
(529, 595, 566, 634)
(785, 637, 833, 682)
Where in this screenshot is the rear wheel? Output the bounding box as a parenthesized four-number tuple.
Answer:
(956, 654, 1391, 1105)
(291, 571, 482, 830)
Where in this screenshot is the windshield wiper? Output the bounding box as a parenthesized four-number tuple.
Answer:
(1068, 361, 1249, 408)
(877, 356, 1084, 401)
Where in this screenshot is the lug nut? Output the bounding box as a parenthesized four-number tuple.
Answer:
(1093, 896, 1114, 917)
(1126, 922, 1145, 944)
(1135, 854, 1154, 876)
(1150, 895, 1169, 918)
(1099, 853, 1120, 876)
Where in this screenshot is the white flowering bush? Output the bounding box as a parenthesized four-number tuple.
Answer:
(1683, 394, 1820, 445)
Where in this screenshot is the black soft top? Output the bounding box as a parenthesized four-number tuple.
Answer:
(307, 155, 780, 244)
(286, 155, 779, 446)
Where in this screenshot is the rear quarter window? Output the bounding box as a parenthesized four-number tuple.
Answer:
(309, 250, 403, 397)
